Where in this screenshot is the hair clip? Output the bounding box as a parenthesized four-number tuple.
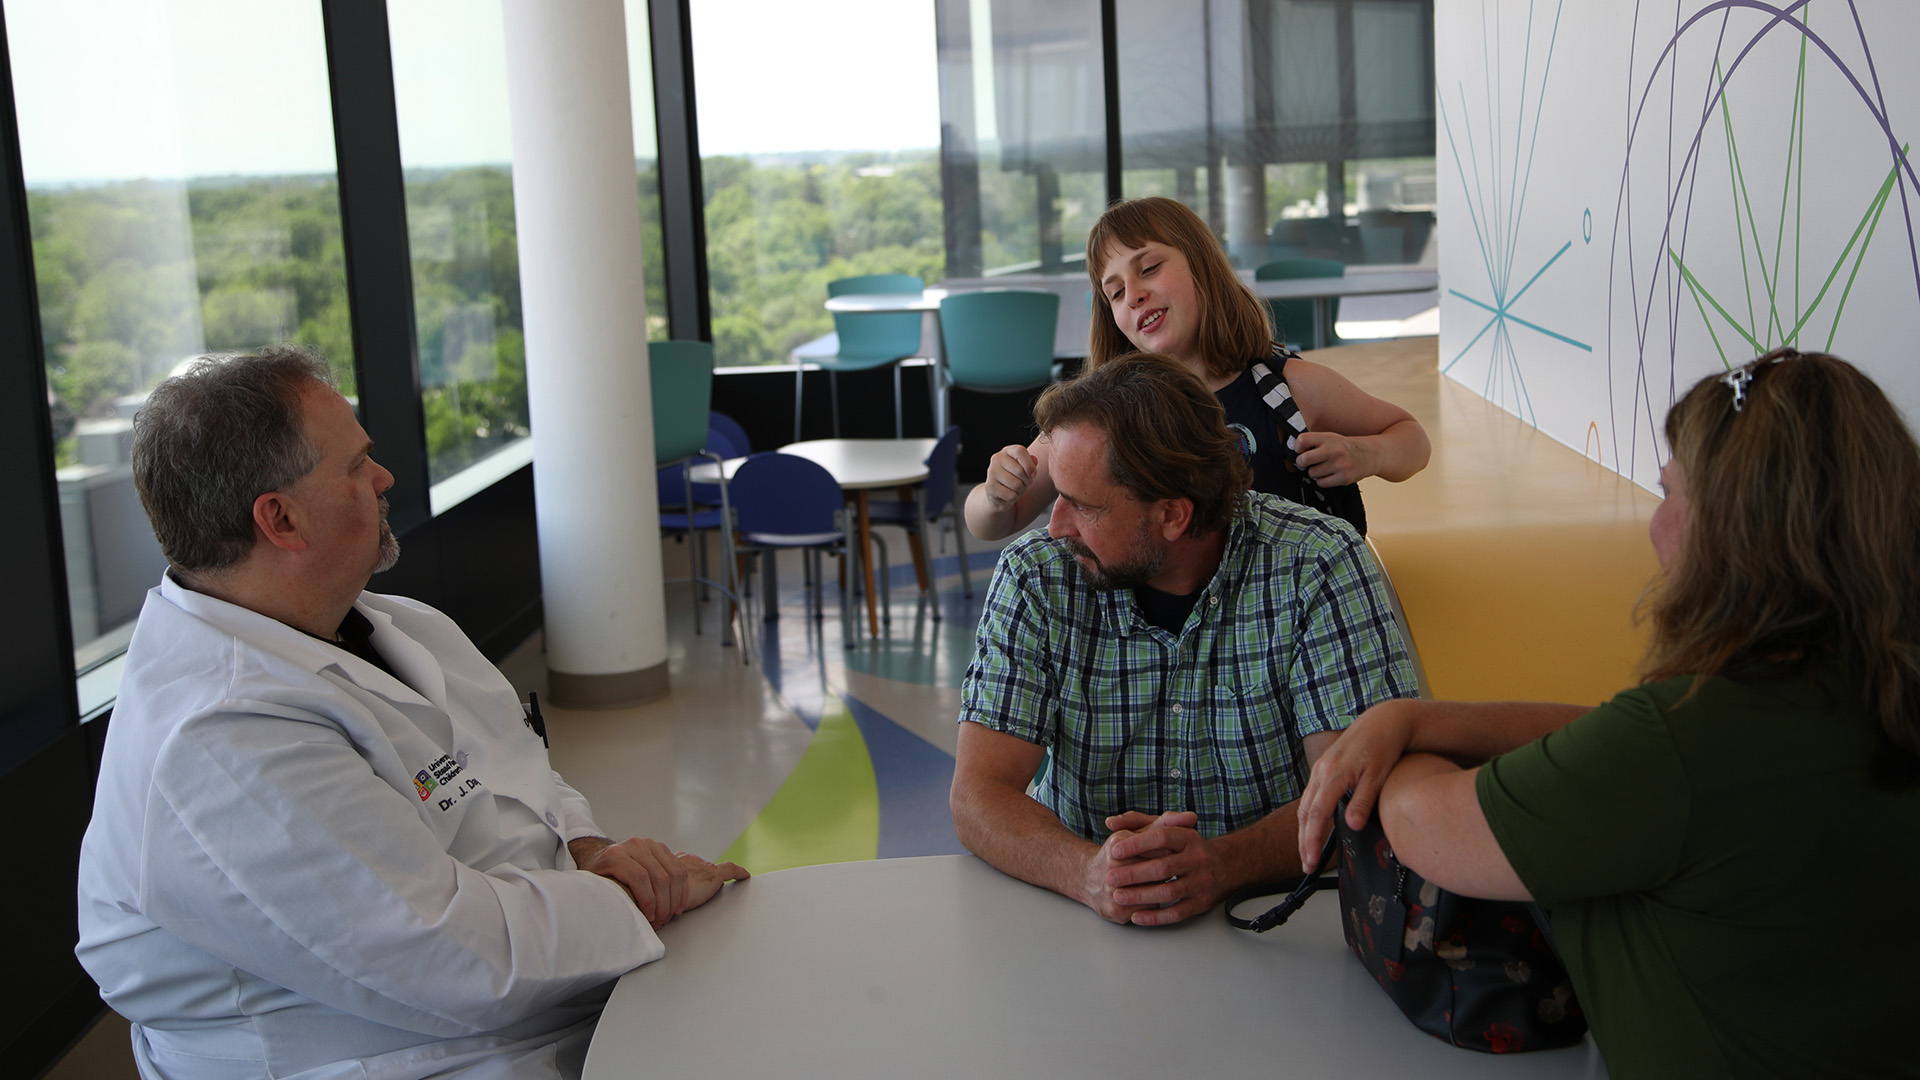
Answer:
(1721, 367, 1755, 413)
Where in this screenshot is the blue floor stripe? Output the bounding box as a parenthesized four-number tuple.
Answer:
(843, 693, 966, 859)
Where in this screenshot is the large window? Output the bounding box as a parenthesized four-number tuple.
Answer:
(626, 0, 667, 340)
(1113, 0, 1437, 270)
(389, 0, 666, 497)
(936, 0, 1107, 278)
(388, 1, 529, 491)
(9, 0, 350, 696)
(689, 0, 942, 368)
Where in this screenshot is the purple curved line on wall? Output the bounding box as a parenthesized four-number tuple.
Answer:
(1605, 0, 1919, 475)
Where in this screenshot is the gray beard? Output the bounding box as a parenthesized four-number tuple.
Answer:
(373, 496, 400, 573)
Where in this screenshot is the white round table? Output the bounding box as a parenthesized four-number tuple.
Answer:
(584, 854, 1608, 1079)
(690, 438, 936, 636)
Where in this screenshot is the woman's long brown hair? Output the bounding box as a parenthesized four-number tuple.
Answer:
(1642, 349, 1920, 781)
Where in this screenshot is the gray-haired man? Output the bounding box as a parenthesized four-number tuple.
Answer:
(76, 346, 745, 1079)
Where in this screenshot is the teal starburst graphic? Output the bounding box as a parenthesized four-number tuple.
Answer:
(1441, 0, 1593, 427)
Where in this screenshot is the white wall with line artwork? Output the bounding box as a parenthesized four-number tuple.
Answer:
(1436, 0, 1920, 490)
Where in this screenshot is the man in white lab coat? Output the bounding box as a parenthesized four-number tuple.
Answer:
(75, 346, 747, 1080)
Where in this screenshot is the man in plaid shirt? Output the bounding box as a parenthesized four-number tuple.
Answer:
(953, 354, 1418, 926)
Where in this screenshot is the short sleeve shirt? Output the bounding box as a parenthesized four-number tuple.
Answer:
(960, 494, 1418, 839)
(1477, 662, 1920, 1079)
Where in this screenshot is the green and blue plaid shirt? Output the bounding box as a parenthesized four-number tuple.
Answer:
(960, 494, 1418, 840)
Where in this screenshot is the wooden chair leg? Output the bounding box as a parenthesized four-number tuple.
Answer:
(903, 487, 930, 594)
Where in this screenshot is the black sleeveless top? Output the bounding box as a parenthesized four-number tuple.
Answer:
(1214, 349, 1368, 535)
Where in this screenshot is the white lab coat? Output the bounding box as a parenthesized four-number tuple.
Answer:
(76, 575, 663, 1080)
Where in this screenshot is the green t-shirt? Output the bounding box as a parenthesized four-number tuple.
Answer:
(1477, 662, 1920, 1080)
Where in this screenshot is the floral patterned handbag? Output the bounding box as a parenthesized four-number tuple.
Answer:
(1226, 798, 1587, 1053)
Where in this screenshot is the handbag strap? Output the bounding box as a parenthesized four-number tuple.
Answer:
(1223, 828, 1339, 933)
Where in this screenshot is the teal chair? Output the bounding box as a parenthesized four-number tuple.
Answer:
(1256, 258, 1344, 351)
(796, 274, 925, 442)
(650, 340, 747, 655)
(937, 290, 1060, 398)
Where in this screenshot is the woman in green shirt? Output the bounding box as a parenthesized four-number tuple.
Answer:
(1295, 349, 1920, 1079)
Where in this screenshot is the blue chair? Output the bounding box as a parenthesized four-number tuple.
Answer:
(729, 452, 864, 649)
(796, 274, 926, 442)
(1256, 258, 1345, 350)
(937, 289, 1059, 396)
(864, 426, 972, 619)
(709, 411, 750, 457)
(659, 415, 743, 512)
(650, 341, 747, 654)
(658, 418, 743, 615)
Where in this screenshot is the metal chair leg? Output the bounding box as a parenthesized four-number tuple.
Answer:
(762, 550, 779, 622)
(793, 363, 806, 443)
(869, 532, 891, 626)
(913, 494, 939, 622)
(892, 364, 904, 439)
(829, 370, 841, 438)
(840, 515, 861, 648)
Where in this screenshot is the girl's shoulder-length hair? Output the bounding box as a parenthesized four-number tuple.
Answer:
(1084, 196, 1272, 380)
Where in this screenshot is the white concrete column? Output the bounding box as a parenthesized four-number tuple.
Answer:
(501, 0, 668, 706)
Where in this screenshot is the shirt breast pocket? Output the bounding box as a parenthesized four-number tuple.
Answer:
(1206, 684, 1295, 815)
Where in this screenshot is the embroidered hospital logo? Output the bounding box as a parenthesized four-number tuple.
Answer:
(414, 769, 437, 800)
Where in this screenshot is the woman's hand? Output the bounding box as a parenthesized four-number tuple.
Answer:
(1296, 698, 1424, 871)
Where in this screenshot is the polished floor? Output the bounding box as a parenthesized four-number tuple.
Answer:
(531, 533, 1008, 873)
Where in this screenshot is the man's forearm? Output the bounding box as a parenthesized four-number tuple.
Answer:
(1208, 802, 1312, 895)
(951, 778, 1101, 906)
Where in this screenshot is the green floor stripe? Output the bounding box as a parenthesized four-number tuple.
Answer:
(720, 692, 879, 873)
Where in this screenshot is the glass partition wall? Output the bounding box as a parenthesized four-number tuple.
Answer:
(6, 0, 671, 708)
(939, 0, 1437, 275)
(1112, 0, 1436, 269)
(687, 0, 942, 369)
(936, 0, 1107, 278)
(389, 0, 667, 494)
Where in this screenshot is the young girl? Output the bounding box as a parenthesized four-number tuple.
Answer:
(963, 196, 1430, 541)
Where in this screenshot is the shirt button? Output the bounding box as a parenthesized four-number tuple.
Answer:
(545, 811, 559, 827)
(1170, 767, 1183, 779)
(1208, 595, 1219, 606)
(1171, 703, 1183, 715)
